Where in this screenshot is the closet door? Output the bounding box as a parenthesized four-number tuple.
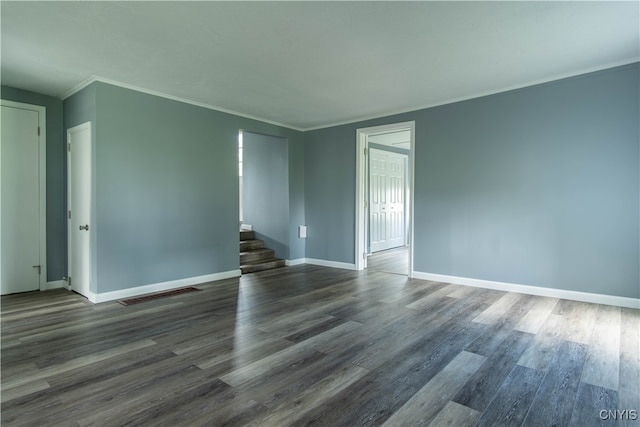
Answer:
(1, 102, 44, 294)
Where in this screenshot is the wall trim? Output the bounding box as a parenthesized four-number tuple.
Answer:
(412, 271, 640, 309)
(285, 259, 306, 267)
(62, 76, 304, 132)
(304, 258, 357, 271)
(44, 280, 69, 291)
(86, 269, 241, 304)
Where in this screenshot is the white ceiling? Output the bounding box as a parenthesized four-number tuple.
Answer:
(2, 1, 638, 131)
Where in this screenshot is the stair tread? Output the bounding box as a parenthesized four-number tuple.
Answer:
(240, 248, 273, 255)
(240, 230, 255, 241)
(240, 258, 285, 274)
(238, 231, 283, 274)
(240, 241, 264, 252)
(241, 257, 285, 265)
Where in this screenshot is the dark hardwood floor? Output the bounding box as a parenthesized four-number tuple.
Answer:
(2, 265, 639, 426)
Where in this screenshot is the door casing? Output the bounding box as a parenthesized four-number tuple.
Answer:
(355, 121, 415, 275)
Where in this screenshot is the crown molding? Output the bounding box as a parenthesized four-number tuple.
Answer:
(61, 59, 638, 133)
(62, 75, 304, 132)
(303, 58, 640, 131)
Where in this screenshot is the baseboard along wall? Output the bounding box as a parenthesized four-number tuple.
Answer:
(46, 263, 638, 309)
(412, 271, 640, 309)
(84, 270, 241, 304)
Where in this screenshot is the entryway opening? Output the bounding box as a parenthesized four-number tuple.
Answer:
(238, 130, 288, 274)
(355, 122, 415, 276)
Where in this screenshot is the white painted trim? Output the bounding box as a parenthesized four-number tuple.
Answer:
(412, 271, 640, 309)
(304, 58, 640, 131)
(355, 121, 415, 277)
(63, 76, 304, 132)
(409, 125, 415, 277)
(87, 269, 241, 304)
(44, 280, 69, 291)
(285, 259, 306, 267)
(62, 76, 96, 101)
(304, 258, 356, 271)
(355, 129, 367, 271)
(0, 100, 47, 292)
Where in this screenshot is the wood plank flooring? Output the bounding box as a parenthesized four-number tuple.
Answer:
(367, 246, 409, 276)
(2, 265, 639, 426)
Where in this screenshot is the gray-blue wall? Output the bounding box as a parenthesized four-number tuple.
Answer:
(304, 125, 357, 263)
(243, 132, 290, 259)
(305, 63, 639, 299)
(64, 82, 304, 294)
(7, 62, 639, 300)
(1, 85, 65, 282)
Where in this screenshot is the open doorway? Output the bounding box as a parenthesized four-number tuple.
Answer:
(239, 131, 289, 257)
(355, 122, 415, 276)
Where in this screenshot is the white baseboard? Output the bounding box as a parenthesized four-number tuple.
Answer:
(412, 271, 640, 309)
(304, 258, 357, 271)
(44, 280, 69, 291)
(285, 258, 306, 267)
(87, 269, 241, 304)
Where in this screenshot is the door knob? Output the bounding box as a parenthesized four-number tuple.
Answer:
(79, 225, 89, 231)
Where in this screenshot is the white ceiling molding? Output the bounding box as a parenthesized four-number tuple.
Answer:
(62, 76, 98, 101)
(63, 75, 305, 132)
(61, 58, 639, 133)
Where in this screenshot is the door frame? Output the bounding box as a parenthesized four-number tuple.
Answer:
(0, 100, 47, 291)
(67, 121, 93, 297)
(355, 121, 415, 276)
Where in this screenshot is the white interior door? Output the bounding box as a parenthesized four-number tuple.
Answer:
(1, 102, 45, 294)
(67, 122, 92, 297)
(370, 148, 406, 253)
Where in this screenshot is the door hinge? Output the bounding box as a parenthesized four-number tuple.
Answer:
(38, 127, 41, 136)
(67, 143, 71, 152)
(68, 210, 71, 219)
(68, 276, 72, 287)
(364, 148, 368, 156)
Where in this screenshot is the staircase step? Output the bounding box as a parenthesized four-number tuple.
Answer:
(240, 258, 286, 274)
(240, 230, 255, 241)
(240, 248, 275, 264)
(240, 239, 264, 251)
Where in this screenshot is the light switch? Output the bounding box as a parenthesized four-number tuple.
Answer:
(298, 225, 307, 239)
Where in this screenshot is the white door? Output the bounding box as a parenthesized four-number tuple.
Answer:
(1, 102, 45, 294)
(67, 122, 92, 297)
(370, 148, 406, 253)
